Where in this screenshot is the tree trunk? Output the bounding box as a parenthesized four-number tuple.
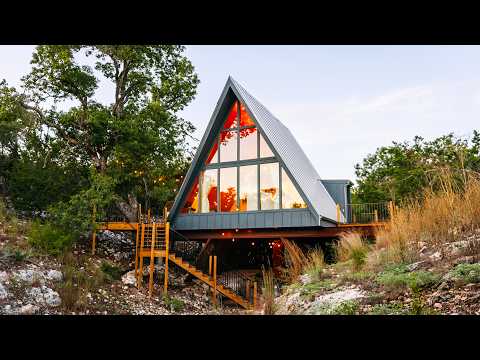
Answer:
(116, 193, 139, 222)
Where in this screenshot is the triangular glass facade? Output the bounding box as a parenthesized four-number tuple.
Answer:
(180, 97, 307, 214)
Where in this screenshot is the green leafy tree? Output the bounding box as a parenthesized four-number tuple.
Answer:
(1, 45, 199, 221)
(353, 133, 480, 204)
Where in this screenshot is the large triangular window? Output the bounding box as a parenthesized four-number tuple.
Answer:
(180, 96, 307, 214)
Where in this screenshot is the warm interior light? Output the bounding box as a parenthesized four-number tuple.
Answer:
(221, 232, 225, 236)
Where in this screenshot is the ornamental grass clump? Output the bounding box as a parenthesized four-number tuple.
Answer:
(336, 232, 369, 271)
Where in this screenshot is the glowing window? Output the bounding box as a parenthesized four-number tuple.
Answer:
(220, 130, 237, 162)
(260, 163, 279, 210)
(281, 168, 307, 209)
(206, 139, 218, 164)
(259, 133, 274, 158)
(220, 167, 237, 212)
(240, 103, 255, 127)
(223, 101, 238, 129)
(239, 127, 257, 160)
(181, 177, 199, 214)
(239, 165, 258, 211)
(200, 169, 218, 213)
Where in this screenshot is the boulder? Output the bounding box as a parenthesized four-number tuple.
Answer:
(28, 286, 61, 307)
(12, 269, 45, 285)
(0, 282, 8, 300)
(18, 304, 39, 315)
(121, 270, 137, 286)
(45, 270, 63, 282)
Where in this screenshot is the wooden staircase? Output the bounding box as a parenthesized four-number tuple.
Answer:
(168, 253, 252, 310)
(134, 221, 255, 310)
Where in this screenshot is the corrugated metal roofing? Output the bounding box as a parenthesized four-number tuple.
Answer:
(228, 77, 341, 222)
(169, 76, 343, 223)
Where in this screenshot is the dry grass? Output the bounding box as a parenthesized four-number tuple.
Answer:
(372, 169, 480, 268)
(304, 247, 325, 281)
(336, 232, 369, 271)
(281, 238, 308, 283)
(261, 266, 275, 315)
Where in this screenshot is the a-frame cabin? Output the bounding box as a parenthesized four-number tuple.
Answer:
(169, 77, 352, 231)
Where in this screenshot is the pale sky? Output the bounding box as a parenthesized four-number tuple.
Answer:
(2, 45, 480, 183)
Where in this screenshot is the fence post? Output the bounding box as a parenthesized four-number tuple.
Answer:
(336, 204, 341, 223)
(246, 280, 251, 304)
(374, 209, 379, 223)
(253, 281, 257, 309)
(388, 200, 394, 221)
(134, 223, 140, 279)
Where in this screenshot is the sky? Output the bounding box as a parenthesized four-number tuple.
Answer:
(2, 45, 480, 184)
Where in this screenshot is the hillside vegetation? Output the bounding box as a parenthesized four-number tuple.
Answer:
(273, 169, 480, 315)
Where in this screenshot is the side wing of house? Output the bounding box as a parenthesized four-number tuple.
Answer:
(168, 77, 343, 231)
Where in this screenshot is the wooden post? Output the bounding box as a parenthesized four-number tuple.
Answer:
(253, 281, 257, 309)
(148, 223, 156, 297)
(246, 280, 250, 303)
(91, 204, 97, 255)
(138, 204, 142, 223)
(212, 255, 217, 306)
(336, 204, 341, 223)
(388, 200, 394, 221)
(374, 209, 379, 223)
(137, 223, 145, 288)
(209, 255, 212, 277)
(147, 208, 151, 223)
(134, 223, 140, 278)
(164, 222, 170, 294)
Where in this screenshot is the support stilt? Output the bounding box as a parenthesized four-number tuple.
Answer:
(164, 222, 170, 294)
(134, 224, 140, 279)
(138, 223, 145, 288)
(212, 255, 217, 306)
(148, 223, 156, 297)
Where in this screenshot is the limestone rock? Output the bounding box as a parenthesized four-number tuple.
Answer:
(0, 282, 8, 300)
(18, 304, 39, 315)
(121, 270, 137, 286)
(28, 286, 61, 307)
(45, 270, 63, 282)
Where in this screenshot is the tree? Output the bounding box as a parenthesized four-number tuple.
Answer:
(1, 45, 199, 220)
(353, 132, 480, 204)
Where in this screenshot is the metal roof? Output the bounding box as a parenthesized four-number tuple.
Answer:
(169, 76, 343, 223)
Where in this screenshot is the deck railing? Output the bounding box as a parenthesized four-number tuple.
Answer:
(337, 201, 395, 224)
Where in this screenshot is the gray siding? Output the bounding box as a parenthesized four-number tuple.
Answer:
(321, 180, 352, 222)
(173, 209, 317, 231)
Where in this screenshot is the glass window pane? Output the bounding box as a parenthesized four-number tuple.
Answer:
(239, 165, 258, 211)
(206, 138, 218, 164)
(240, 103, 255, 127)
(260, 163, 279, 210)
(239, 127, 257, 160)
(220, 167, 237, 212)
(181, 177, 199, 213)
(282, 168, 307, 209)
(223, 101, 238, 129)
(259, 133, 274, 158)
(220, 130, 237, 162)
(200, 169, 218, 213)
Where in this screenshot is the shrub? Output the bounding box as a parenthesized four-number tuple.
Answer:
(368, 302, 407, 315)
(27, 221, 75, 255)
(163, 295, 185, 312)
(376, 266, 440, 292)
(336, 232, 369, 271)
(449, 263, 480, 284)
(331, 300, 359, 315)
(100, 262, 123, 282)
